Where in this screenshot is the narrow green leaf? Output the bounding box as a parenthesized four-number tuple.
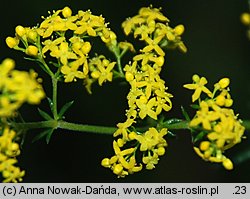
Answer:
(32, 129, 52, 143)
(46, 129, 54, 144)
(167, 130, 176, 137)
(38, 108, 52, 120)
(58, 101, 74, 119)
(24, 57, 38, 62)
(193, 131, 208, 143)
(47, 97, 54, 111)
(181, 106, 190, 121)
(190, 104, 200, 109)
(164, 118, 183, 125)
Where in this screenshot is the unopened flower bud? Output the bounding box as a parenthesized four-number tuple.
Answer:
(26, 45, 38, 57)
(6, 37, 19, 48)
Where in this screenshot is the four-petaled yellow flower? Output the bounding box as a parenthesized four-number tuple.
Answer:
(183, 74, 212, 102)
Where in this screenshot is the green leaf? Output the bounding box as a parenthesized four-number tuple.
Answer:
(164, 118, 183, 125)
(24, 57, 38, 62)
(46, 129, 54, 144)
(38, 108, 52, 120)
(190, 104, 200, 109)
(193, 131, 208, 143)
(47, 97, 54, 112)
(167, 130, 176, 137)
(181, 106, 191, 121)
(32, 128, 54, 143)
(58, 101, 74, 119)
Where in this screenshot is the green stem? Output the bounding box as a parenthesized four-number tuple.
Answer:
(111, 45, 125, 77)
(10, 119, 250, 136)
(162, 120, 190, 130)
(57, 121, 116, 134)
(11, 120, 116, 135)
(52, 76, 58, 119)
(12, 120, 58, 131)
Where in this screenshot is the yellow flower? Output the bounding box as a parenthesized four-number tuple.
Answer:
(183, 74, 212, 102)
(39, 10, 63, 37)
(133, 53, 164, 67)
(0, 59, 45, 117)
(118, 41, 135, 52)
(0, 127, 25, 182)
(190, 101, 220, 130)
(135, 127, 167, 151)
(89, 56, 116, 86)
(50, 41, 78, 65)
(113, 141, 135, 170)
(8, 70, 45, 104)
(122, 16, 145, 35)
(134, 24, 154, 40)
(75, 12, 105, 36)
(61, 64, 85, 82)
(42, 37, 66, 55)
(142, 36, 165, 56)
(136, 97, 157, 120)
(113, 118, 134, 139)
(142, 152, 159, 170)
(101, 140, 141, 178)
(138, 7, 169, 22)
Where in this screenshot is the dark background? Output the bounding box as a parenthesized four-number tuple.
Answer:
(1, 0, 250, 182)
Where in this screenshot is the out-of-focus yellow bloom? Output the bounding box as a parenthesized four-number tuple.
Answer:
(0, 58, 45, 117)
(241, 12, 250, 26)
(0, 127, 25, 182)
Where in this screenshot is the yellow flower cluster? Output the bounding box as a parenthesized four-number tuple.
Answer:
(0, 58, 45, 117)
(6, 6, 118, 86)
(122, 6, 187, 53)
(0, 126, 25, 182)
(102, 126, 168, 177)
(102, 6, 187, 177)
(184, 74, 245, 170)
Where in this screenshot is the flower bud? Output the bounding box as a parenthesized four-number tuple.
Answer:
(26, 45, 38, 57)
(157, 147, 165, 156)
(199, 141, 210, 151)
(81, 42, 91, 54)
(28, 30, 38, 42)
(174, 24, 185, 36)
(101, 158, 110, 168)
(62, 6, 72, 18)
(6, 37, 19, 48)
(2, 58, 15, 69)
(15, 25, 26, 37)
(113, 164, 123, 175)
(192, 74, 200, 82)
(222, 158, 233, 170)
(218, 78, 230, 89)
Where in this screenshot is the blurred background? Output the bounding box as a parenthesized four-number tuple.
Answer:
(0, 0, 250, 182)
